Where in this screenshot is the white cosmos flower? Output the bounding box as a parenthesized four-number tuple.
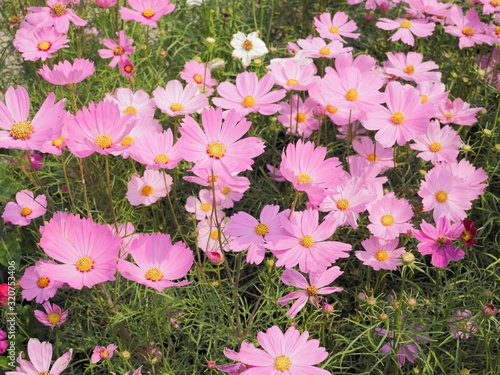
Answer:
(230, 31, 269, 68)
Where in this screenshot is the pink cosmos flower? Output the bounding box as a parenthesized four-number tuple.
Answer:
(234, 325, 330, 374)
(277, 267, 343, 319)
(126, 169, 171, 206)
(185, 189, 222, 221)
(444, 6, 493, 49)
(120, 0, 175, 27)
(5, 338, 72, 375)
(66, 100, 135, 157)
(410, 120, 462, 164)
(268, 59, 320, 92)
(196, 218, 229, 253)
(0, 330, 7, 355)
(479, 0, 500, 15)
(277, 96, 320, 138)
(0, 86, 66, 150)
(448, 310, 477, 339)
(153, 80, 208, 117)
(297, 36, 352, 59)
(117, 233, 193, 292)
(20, 260, 64, 303)
(0, 285, 7, 307)
(348, 157, 387, 201)
(2, 190, 47, 226)
(98, 30, 135, 69)
(111, 117, 162, 158)
(216, 175, 251, 209)
(414, 217, 464, 268)
(14, 24, 69, 61)
(38, 212, 121, 289)
(266, 208, 351, 273)
(225, 205, 281, 265)
(314, 12, 360, 42)
(119, 57, 136, 78)
(447, 159, 488, 200)
(367, 193, 413, 240)
(213, 72, 285, 116)
(404, 0, 452, 19)
(38, 58, 95, 85)
(34, 301, 68, 327)
(376, 18, 435, 46)
(26, 0, 87, 34)
(91, 344, 118, 364)
(308, 80, 356, 126)
(355, 236, 406, 270)
(129, 129, 182, 169)
(361, 82, 434, 147)
(104, 88, 155, 119)
(179, 107, 265, 175)
(180, 60, 217, 95)
(435, 98, 482, 126)
(349, 136, 394, 172)
(96, 0, 118, 6)
(375, 326, 429, 367)
(384, 52, 441, 84)
(416, 81, 448, 110)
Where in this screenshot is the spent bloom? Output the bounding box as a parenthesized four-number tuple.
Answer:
(34, 301, 68, 327)
(14, 24, 69, 61)
(98, 30, 135, 69)
(448, 310, 477, 339)
(38, 58, 95, 85)
(230, 31, 268, 68)
(376, 18, 435, 46)
(91, 344, 118, 364)
(120, 0, 175, 27)
(126, 169, 171, 206)
(2, 190, 47, 226)
(314, 11, 360, 42)
(26, 0, 87, 34)
(355, 236, 406, 270)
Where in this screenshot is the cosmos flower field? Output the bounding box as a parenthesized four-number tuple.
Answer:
(0, 0, 499, 374)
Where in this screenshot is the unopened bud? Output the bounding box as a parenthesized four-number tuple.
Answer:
(378, 313, 388, 320)
(462, 144, 472, 152)
(483, 128, 492, 136)
(366, 297, 377, 306)
(407, 298, 417, 306)
(205, 37, 216, 45)
(402, 252, 416, 264)
(322, 302, 334, 313)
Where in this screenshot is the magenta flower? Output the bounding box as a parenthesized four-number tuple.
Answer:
(384, 52, 441, 84)
(5, 338, 72, 375)
(297, 37, 353, 59)
(20, 260, 64, 303)
(117, 233, 194, 292)
(410, 120, 462, 164)
(119, 57, 136, 78)
(2, 190, 47, 226)
(26, 0, 86, 34)
(355, 236, 406, 270)
(314, 11, 360, 42)
(268, 59, 320, 92)
(367, 193, 413, 240)
(267, 208, 351, 273)
(277, 95, 320, 138)
(0, 330, 6, 355)
(376, 18, 435, 46)
(95, 0, 118, 6)
(444, 6, 493, 49)
(38, 58, 95, 85)
(213, 72, 285, 116)
(277, 267, 343, 319)
(38, 212, 121, 289)
(0, 86, 66, 151)
(14, 24, 69, 61)
(448, 310, 477, 339)
(126, 169, 171, 206)
(180, 60, 217, 95)
(34, 301, 68, 327)
(129, 129, 182, 169)
(436, 98, 482, 126)
(376, 325, 429, 367)
(91, 344, 118, 364)
(414, 217, 464, 268)
(179, 107, 265, 175)
(98, 30, 135, 69)
(153, 80, 209, 117)
(120, 0, 175, 27)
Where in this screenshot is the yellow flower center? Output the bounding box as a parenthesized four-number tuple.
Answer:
(462, 230, 472, 241)
(458, 321, 469, 330)
(421, 94, 428, 103)
(38, 41, 51, 51)
(375, 250, 389, 261)
(381, 215, 395, 226)
(52, 136, 66, 147)
(154, 154, 169, 164)
(94, 134, 113, 149)
(207, 142, 226, 158)
(242, 95, 256, 108)
(141, 185, 154, 196)
(345, 88, 359, 101)
(170, 102, 184, 112)
(297, 173, 313, 184)
(193, 74, 203, 83)
(47, 313, 61, 324)
(123, 106, 137, 114)
(254, 223, 269, 235)
(336, 198, 350, 211)
(101, 349, 109, 358)
(37, 276, 50, 288)
(404, 64, 415, 74)
(296, 113, 306, 122)
(300, 235, 314, 248)
(329, 26, 340, 34)
(326, 104, 338, 113)
(221, 186, 230, 194)
(319, 46, 331, 56)
(444, 112, 453, 119)
(142, 8, 155, 18)
(287, 79, 299, 85)
(200, 202, 211, 212)
(275, 355, 292, 371)
(243, 40, 253, 51)
(120, 136, 134, 146)
(391, 112, 405, 124)
(495, 26, 500, 35)
(10, 120, 33, 140)
(429, 142, 442, 152)
(210, 229, 219, 240)
(436, 235, 447, 246)
(492, 0, 500, 6)
(462, 27, 474, 36)
(435, 190, 448, 202)
(76, 256, 93, 272)
(20, 207, 32, 216)
(124, 64, 134, 73)
(145, 268, 163, 281)
(306, 285, 318, 296)
(52, 3, 66, 16)
(400, 20, 412, 29)
(367, 153, 379, 162)
(207, 175, 218, 183)
(113, 46, 124, 55)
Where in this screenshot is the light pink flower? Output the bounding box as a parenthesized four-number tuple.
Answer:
(314, 12, 360, 42)
(410, 120, 462, 164)
(349, 136, 394, 172)
(2, 190, 47, 226)
(435, 98, 482, 126)
(98, 30, 135, 69)
(104, 88, 155, 119)
(19, 260, 64, 303)
(268, 58, 320, 92)
(126, 169, 171, 206)
(117, 233, 193, 292)
(404, 0, 452, 19)
(384, 52, 441, 83)
(355, 236, 406, 270)
(153, 80, 209, 117)
(120, 0, 175, 27)
(38, 58, 95, 85)
(447, 159, 488, 200)
(129, 129, 182, 169)
(277, 267, 343, 318)
(91, 344, 118, 364)
(34, 301, 68, 327)
(297, 36, 352, 59)
(376, 18, 435, 46)
(216, 175, 251, 209)
(26, 0, 87, 34)
(180, 60, 217, 95)
(185, 189, 222, 221)
(96, 0, 118, 6)
(367, 193, 413, 240)
(14, 24, 69, 61)
(196, 218, 229, 253)
(444, 6, 493, 49)
(416, 81, 448, 110)
(448, 310, 477, 339)
(277, 95, 320, 138)
(308, 80, 357, 125)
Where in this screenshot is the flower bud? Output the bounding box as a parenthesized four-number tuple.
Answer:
(366, 296, 377, 306)
(407, 298, 417, 306)
(402, 252, 415, 264)
(207, 361, 217, 369)
(322, 302, 334, 313)
(482, 304, 497, 317)
(205, 37, 216, 45)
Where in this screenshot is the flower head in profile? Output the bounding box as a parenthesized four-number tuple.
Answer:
(448, 310, 477, 339)
(26, 0, 87, 34)
(314, 11, 360, 42)
(91, 344, 118, 364)
(230, 31, 268, 68)
(98, 30, 135, 69)
(34, 301, 68, 327)
(2, 190, 47, 226)
(38, 58, 95, 86)
(20, 260, 64, 303)
(355, 236, 406, 270)
(5, 338, 72, 375)
(126, 169, 171, 206)
(14, 24, 69, 61)
(120, 0, 175, 27)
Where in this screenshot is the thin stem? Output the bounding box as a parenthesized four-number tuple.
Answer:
(25, 151, 55, 212)
(60, 151, 76, 212)
(288, 190, 300, 220)
(79, 158, 92, 218)
(105, 154, 119, 231)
